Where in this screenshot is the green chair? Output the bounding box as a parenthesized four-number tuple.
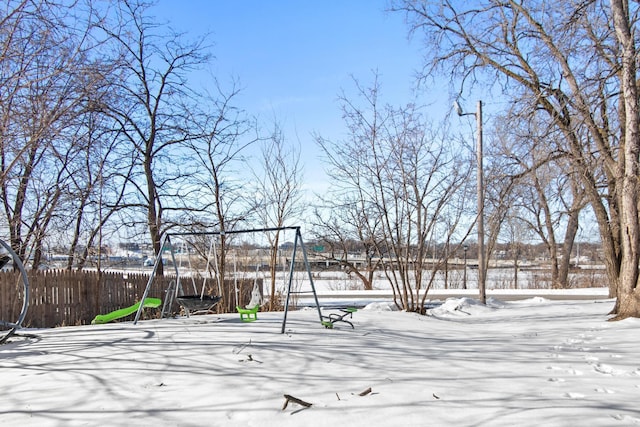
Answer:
(236, 305, 259, 322)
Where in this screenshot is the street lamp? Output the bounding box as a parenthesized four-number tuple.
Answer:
(455, 99, 486, 304)
(462, 243, 468, 290)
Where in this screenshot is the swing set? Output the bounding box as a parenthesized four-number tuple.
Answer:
(133, 226, 323, 333)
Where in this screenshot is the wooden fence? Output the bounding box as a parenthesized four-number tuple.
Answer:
(0, 269, 257, 328)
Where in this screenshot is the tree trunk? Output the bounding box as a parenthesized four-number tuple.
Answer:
(146, 176, 164, 276)
(269, 232, 280, 311)
(610, 0, 640, 319)
(558, 194, 581, 288)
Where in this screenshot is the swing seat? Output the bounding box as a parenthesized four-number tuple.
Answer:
(177, 295, 222, 311)
(236, 305, 259, 322)
(322, 307, 357, 329)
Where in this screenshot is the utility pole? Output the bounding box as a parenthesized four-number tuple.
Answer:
(476, 100, 486, 304)
(455, 99, 486, 304)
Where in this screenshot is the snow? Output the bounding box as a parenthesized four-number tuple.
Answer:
(2, 297, 640, 426)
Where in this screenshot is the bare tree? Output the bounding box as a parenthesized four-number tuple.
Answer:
(96, 0, 212, 274)
(492, 113, 588, 288)
(311, 204, 385, 291)
(610, 0, 640, 318)
(501, 214, 533, 289)
(394, 0, 640, 317)
(0, 0, 104, 267)
(182, 82, 258, 289)
(252, 121, 304, 310)
(316, 75, 473, 312)
(64, 100, 133, 271)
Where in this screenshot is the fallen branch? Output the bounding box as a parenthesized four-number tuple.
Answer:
(358, 387, 372, 396)
(282, 394, 312, 410)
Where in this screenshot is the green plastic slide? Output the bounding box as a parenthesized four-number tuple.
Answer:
(91, 297, 162, 324)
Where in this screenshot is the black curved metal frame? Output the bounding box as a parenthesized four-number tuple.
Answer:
(0, 239, 29, 344)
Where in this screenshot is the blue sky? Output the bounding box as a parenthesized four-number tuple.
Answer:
(149, 2, 602, 243)
(152, 1, 429, 191)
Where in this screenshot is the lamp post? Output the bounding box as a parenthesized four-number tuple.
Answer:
(462, 243, 468, 289)
(455, 100, 486, 304)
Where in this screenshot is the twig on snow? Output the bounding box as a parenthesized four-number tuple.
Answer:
(282, 394, 312, 411)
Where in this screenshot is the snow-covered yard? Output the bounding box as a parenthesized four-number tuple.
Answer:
(2, 297, 639, 426)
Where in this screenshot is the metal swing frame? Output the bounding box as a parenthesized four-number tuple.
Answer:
(133, 226, 323, 333)
(0, 239, 30, 344)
